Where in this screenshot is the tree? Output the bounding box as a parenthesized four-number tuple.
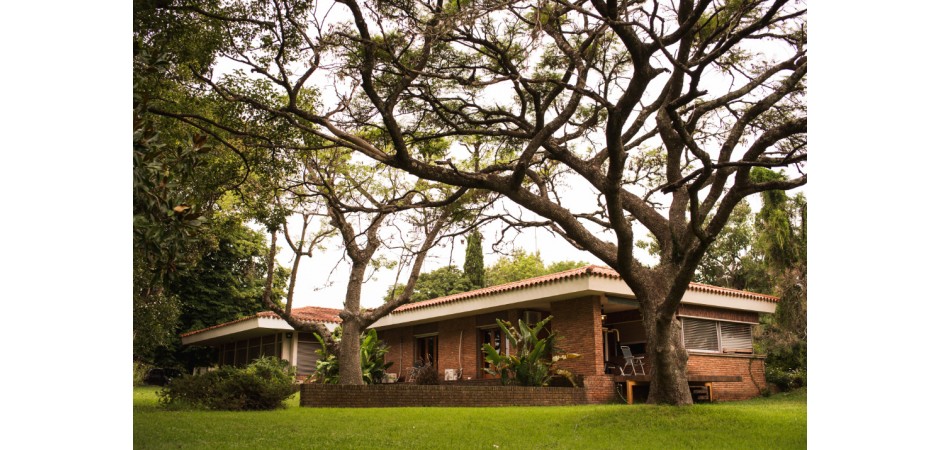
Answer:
(692, 202, 772, 293)
(167, 214, 283, 368)
(251, 146, 486, 385)
(385, 265, 474, 303)
(147, 0, 807, 404)
(486, 250, 587, 286)
(464, 230, 485, 289)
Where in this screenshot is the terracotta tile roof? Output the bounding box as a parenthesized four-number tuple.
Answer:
(392, 265, 778, 314)
(180, 306, 342, 338)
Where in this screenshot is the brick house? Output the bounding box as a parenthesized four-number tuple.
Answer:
(371, 265, 776, 403)
(183, 265, 776, 403)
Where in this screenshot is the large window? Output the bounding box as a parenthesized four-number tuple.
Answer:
(219, 334, 283, 367)
(681, 318, 753, 354)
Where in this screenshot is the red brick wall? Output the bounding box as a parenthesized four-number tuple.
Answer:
(300, 384, 588, 407)
(437, 316, 477, 379)
(377, 326, 415, 380)
(583, 375, 618, 403)
(550, 296, 604, 376)
(687, 354, 766, 400)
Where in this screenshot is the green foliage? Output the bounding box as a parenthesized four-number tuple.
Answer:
(386, 265, 475, 303)
(693, 202, 772, 293)
(311, 328, 392, 384)
(172, 216, 272, 332)
(134, 361, 154, 387)
(485, 250, 587, 287)
(158, 357, 298, 411)
(482, 316, 580, 386)
(464, 230, 485, 289)
(387, 251, 588, 303)
(360, 329, 394, 384)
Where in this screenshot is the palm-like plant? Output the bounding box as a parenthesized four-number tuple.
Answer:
(311, 327, 392, 384)
(482, 316, 580, 386)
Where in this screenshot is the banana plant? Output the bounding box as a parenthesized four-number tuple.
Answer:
(482, 316, 580, 386)
(311, 327, 392, 384)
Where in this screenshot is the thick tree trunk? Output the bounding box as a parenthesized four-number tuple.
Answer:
(337, 319, 363, 385)
(645, 312, 693, 405)
(633, 277, 694, 406)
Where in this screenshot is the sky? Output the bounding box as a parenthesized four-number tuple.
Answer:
(4, 0, 940, 448)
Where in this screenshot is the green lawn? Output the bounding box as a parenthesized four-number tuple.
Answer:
(134, 386, 806, 449)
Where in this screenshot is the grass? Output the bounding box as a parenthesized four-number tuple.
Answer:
(134, 386, 806, 449)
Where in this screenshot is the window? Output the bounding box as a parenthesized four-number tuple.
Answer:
(681, 318, 753, 354)
(479, 327, 502, 377)
(415, 335, 438, 367)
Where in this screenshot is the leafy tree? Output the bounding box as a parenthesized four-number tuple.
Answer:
(486, 251, 588, 287)
(692, 202, 772, 293)
(146, 0, 806, 404)
(385, 265, 474, 303)
(464, 230, 485, 289)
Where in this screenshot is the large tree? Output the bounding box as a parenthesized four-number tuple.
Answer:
(149, 0, 806, 404)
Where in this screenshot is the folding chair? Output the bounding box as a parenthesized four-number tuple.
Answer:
(619, 345, 646, 376)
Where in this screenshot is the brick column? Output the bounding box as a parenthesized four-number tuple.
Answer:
(550, 296, 604, 376)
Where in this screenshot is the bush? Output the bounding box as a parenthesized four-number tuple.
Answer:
(133, 360, 153, 386)
(412, 361, 439, 385)
(158, 357, 298, 410)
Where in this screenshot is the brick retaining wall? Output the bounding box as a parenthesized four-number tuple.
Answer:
(300, 383, 590, 407)
(687, 354, 766, 400)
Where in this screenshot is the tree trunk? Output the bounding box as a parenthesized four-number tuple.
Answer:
(639, 285, 694, 405)
(337, 319, 363, 385)
(337, 262, 367, 385)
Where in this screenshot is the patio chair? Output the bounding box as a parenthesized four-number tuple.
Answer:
(619, 345, 646, 376)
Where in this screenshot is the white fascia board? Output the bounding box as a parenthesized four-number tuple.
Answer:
(370, 276, 595, 329)
(679, 290, 777, 314)
(181, 317, 294, 346)
(370, 274, 776, 330)
(589, 275, 775, 313)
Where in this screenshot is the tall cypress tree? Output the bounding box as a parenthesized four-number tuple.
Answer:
(464, 230, 484, 289)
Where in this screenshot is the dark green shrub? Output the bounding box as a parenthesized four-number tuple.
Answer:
(157, 357, 297, 410)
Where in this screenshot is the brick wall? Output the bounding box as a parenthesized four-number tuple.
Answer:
(550, 296, 604, 376)
(583, 375, 618, 403)
(377, 327, 415, 380)
(300, 384, 588, 407)
(687, 354, 766, 400)
(437, 316, 477, 378)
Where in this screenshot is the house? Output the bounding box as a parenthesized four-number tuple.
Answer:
(180, 306, 342, 378)
(182, 265, 777, 403)
(371, 265, 776, 402)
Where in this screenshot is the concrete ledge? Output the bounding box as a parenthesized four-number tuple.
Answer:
(300, 383, 588, 407)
